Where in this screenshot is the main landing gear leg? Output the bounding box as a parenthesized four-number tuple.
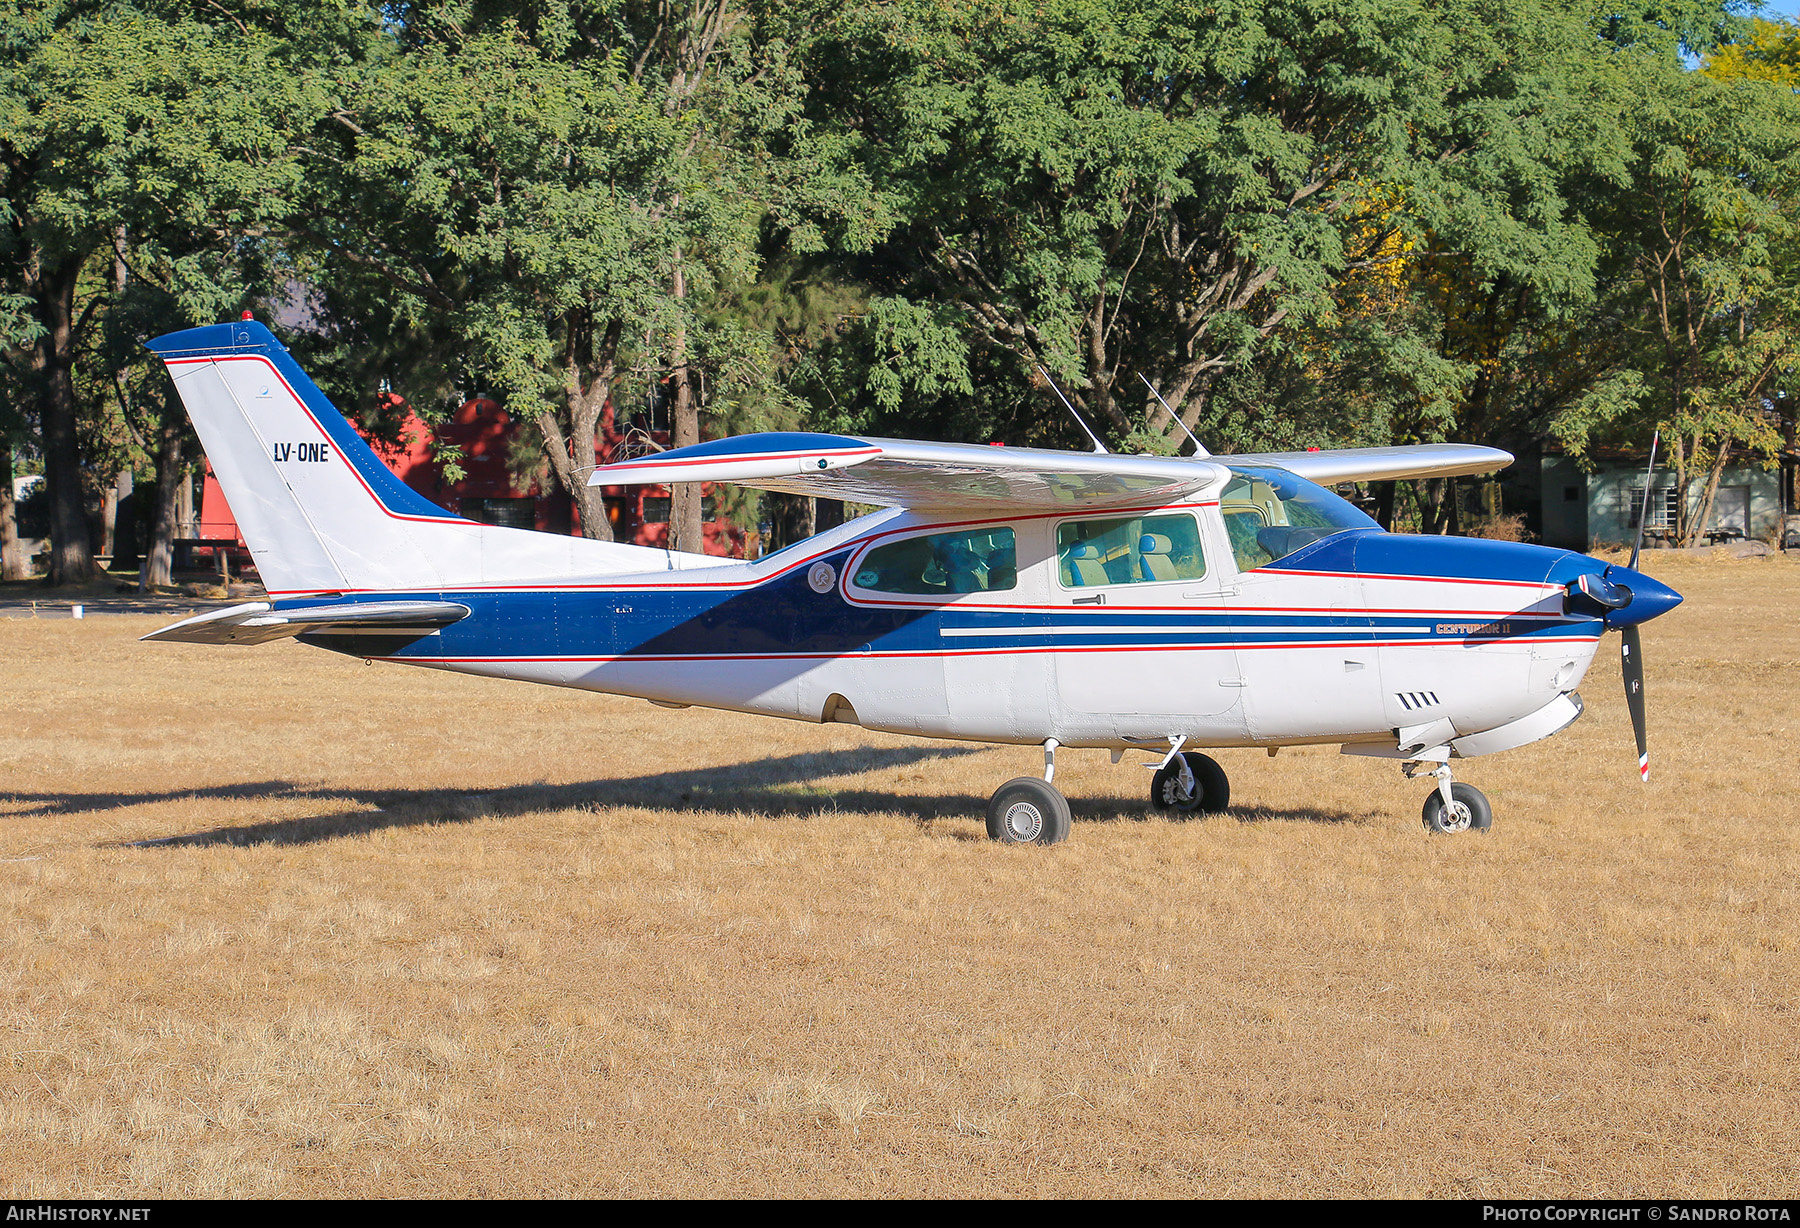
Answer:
(985, 739, 1072, 846)
(1406, 758, 1493, 835)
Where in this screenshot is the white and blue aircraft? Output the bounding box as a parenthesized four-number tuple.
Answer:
(142, 319, 1681, 844)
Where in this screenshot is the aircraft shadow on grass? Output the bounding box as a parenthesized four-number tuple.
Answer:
(4, 745, 1365, 850)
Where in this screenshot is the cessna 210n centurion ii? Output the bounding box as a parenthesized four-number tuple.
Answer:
(143, 319, 1682, 845)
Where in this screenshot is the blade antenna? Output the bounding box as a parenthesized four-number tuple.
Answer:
(1138, 372, 1211, 458)
(1628, 429, 1661, 571)
(1037, 365, 1108, 454)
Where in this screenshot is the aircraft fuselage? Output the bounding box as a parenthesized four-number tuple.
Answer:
(300, 504, 1634, 755)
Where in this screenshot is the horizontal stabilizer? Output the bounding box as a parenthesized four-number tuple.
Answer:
(142, 600, 472, 646)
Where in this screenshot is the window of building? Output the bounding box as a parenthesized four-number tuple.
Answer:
(853, 527, 1016, 595)
(1056, 513, 1207, 588)
(1626, 487, 1679, 531)
(460, 497, 537, 529)
(641, 496, 716, 524)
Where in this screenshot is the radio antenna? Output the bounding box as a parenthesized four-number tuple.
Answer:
(1037, 365, 1108, 454)
(1138, 373, 1210, 458)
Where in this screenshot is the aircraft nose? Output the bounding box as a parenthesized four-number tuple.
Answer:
(1606, 567, 1683, 629)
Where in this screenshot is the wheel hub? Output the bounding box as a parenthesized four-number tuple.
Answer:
(1003, 800, 1044, 842)
(1440, 800, 1472, 834)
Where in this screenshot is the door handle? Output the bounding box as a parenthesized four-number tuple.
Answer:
(1072, 594, 1105, 605)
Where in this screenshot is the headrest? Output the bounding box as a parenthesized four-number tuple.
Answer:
(1139, 533, 1172, 554)
(1069, 544, 1099, 558)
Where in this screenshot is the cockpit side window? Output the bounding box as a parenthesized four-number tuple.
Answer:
(1056, 513, 1207, 588)
(1220, 466, 1379, 570)
(853, 527, 1017, 595)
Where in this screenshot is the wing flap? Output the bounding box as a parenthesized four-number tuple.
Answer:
(143, 600, 472, 645)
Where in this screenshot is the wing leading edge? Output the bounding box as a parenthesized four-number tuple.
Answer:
(1231, 443, 1514, 484)
(589, 433, 1513, 510)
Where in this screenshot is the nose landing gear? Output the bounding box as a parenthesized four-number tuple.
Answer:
(1150, 751, 1230, 814)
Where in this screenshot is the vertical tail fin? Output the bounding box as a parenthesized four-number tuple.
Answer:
(148, 320, 672, 594)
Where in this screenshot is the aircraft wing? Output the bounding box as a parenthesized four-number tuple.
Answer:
(1230, 443, 1514, 484)
(142, 600, 472, 646)
(589, 432, 1229, 512)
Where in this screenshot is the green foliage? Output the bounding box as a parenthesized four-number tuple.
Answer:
(761, 0, 1715, 460)
(0, 0, 1794, 559)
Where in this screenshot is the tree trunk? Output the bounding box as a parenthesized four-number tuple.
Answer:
(1687, 438, 1733, 547)
(0, 444, 28, 581)
(540, 312, 618, 543)
(34, 256, 95, 585)
(537, 403, 614, 542)
(140, 425, 183, 590)
(108, 234, 140, 575)
(101, 484, 118, 560)
(177, 468, 195, 538)
(1670, 431, 1704, 547)
(1373, 481, 1396, 531)
(112, 468, 138, 573)
(667, 248, 704, 555)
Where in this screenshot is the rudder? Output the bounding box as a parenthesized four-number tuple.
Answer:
(149, 320, 674, 594)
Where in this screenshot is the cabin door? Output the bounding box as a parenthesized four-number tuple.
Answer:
(1049, 509, 1242, 728)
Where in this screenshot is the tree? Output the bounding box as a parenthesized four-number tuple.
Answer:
(0, 2, 353, 583)
(1701, 15, 1800, 86)
(1546, 57, 1799, 544)
(774, 0, 1659, 458)
(287, 3, 797, 551)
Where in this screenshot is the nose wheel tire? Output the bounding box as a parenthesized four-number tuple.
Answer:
(1150, 752, 1230, 815)
(986, 777, 1072, 845)
(1421, 782, 1493, 835)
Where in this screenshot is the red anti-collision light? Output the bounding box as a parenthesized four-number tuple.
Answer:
(241, 310, 253, 321)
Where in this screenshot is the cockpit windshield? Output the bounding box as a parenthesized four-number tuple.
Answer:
(1220, 466, 1380, 571)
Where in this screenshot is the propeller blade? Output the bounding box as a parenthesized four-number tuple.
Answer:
(1621, 624, 1648, 782)
(1628, 430, 1661, 571)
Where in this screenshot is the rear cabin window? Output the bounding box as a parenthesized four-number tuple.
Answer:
(1056, 514, 1207, 588)
(853, 527, 1017, 595)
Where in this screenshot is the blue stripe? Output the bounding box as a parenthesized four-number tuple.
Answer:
(276, 562, 1603, 662)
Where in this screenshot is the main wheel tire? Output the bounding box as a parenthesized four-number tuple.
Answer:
(1150, 752, 1230, 815)
(986, 777, 1073, 845)
(1421, 782, 1493, 834)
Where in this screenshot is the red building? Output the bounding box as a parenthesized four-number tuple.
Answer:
(200, 396, 743, 566)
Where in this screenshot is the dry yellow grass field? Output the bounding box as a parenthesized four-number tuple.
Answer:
(2, 551, 1796, 1198)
